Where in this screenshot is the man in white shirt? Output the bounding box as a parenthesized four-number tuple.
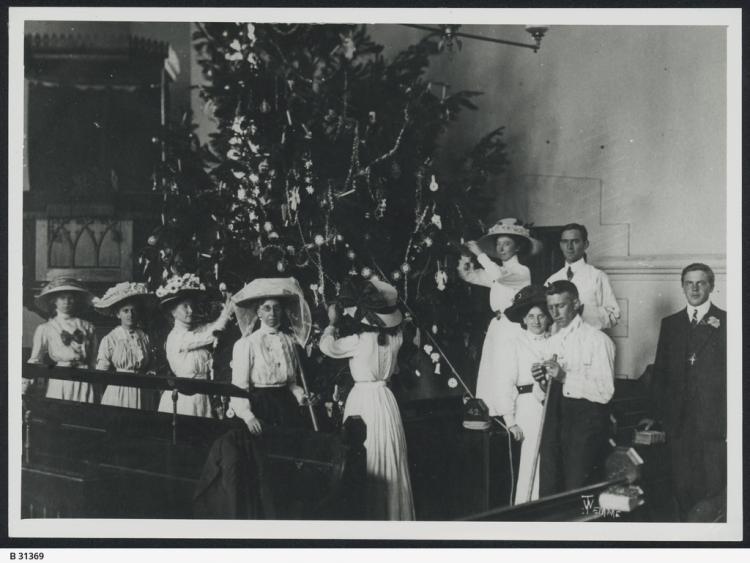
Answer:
(545, 223, 620, 330)
(533, 280, 615, 496)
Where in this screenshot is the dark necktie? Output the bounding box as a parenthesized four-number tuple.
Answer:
(566, 266, 574, 281)
(60, 329, 85, 346)
(690, 309, 698, 327)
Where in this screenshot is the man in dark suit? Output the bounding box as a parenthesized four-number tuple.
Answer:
(651, 263, 726, 522)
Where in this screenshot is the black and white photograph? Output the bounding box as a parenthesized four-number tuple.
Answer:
(6, 7, 742, 543)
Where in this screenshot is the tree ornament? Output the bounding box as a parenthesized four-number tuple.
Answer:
(361, 267, 372, 278)
(314, 234, 325, 246)
(447, 377, 458, 389)
(151, 136, 159, 144)
(286, 245, 296, 255)
(429, 174, 439, 192)
(424, 236, 434, 247)
(335, 234, 344, 243)
(368, 111, 377, 124)
(390, 161, 402, 180)
(268, 231, 280, 240)
(306, 185, 315, 195)
(237, 187, 247, 200)
(435, 267, 448, 291)
(400, 263, 411, 274)
(260, 99, 271, 114)
(219, 282, 227, 292)
(263, 221, 274, 232)
(432, 324, 439, 334)
(276, 260, 285, 272)
(147, 235, 158, 246)
(431, 214, 443, 229)
(346, 249, 356, 260)
(392, 271, 402, 281)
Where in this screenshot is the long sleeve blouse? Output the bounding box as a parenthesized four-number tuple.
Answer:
(28, 316, 97, 368)
(96, 326, 151, 372)
(495, 330, 552, 426)
(230, 324, 304, 425)
(458, 254, 530, 313)
(319, 326, 403, 382)
(165, 310, 231, 379)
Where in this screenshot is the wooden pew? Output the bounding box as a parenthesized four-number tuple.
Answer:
(21, 365, 366, 520)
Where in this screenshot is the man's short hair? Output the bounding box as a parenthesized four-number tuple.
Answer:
(681, 263, 715, 287)
(545, 280, 579, 300)
(560, 223, 588, 242)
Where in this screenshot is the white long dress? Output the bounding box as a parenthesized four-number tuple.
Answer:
(458, 253, 530, 416)
(157, 319, 220, 417)
(96, 326, 151, 409)
(496, 329, 551, 504)
(27, 316, 97, 402)
(319, 326, 415, 520)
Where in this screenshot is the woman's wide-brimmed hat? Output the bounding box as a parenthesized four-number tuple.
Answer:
(504, 284, 550, 324)
(34, 277, 94, 314)
(156, 273, 210, 311)
(93, 282, 156, 316)
(477, 218, 542, 259)
(338, 278, 403, 329)
(232, 277, 311, 345)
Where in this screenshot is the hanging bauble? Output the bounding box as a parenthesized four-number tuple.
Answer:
(431, 214, 443, 229)
(392, 271, 402, 281)
(224, 85, 231, 91)
(147, 235, 158, 246)
(361, 267, 372, 278)
(276, 261, 285, 273)
(260, 99, 271, 114)
(368, 111, 377, 125)
(314, 234, 325, 246)
(219, 282, 227, 292)
(390, 161, 402, 180)
(335, 234, 344, 243)
(429, 175, 439, 192)
(151, 136, 159, 144)
(263, 221, 274, 233)
(346, 249, 356, 260)
(306, 186, 315, 195)
(447, 377, 458, 389)
(435, 268, 448, 291)
(431, 324, 439, 334)
(222, 30, 229, 38)
(400, 263, 412, 274)
(424, 236, 434, 247)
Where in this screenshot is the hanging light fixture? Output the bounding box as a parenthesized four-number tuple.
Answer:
(402, 24, 550, 53)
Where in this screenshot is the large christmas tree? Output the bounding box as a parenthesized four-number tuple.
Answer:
(140, 23, 509, 407)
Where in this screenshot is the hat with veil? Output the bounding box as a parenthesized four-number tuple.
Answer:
(231, 277, 311, 346)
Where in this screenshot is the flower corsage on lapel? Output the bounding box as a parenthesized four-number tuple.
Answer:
(705, 316, 721, 329)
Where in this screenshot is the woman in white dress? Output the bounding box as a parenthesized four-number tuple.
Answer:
(498, 285, 553, 504)
(229, 277, 312, 434)
(27, 277, 97, 402)
(155, 273, 234, 417)
(319, 279, 415, 520)
(93, 282, 155, 409)
(457, 218, 541, 419)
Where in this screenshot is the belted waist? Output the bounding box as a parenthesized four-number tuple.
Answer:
(516, 384, 534, 395)
(253, 383, 287, 389)
(354, 380, 387, 386)
(56, 361, 88, 368)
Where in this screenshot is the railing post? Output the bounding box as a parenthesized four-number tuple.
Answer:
(171, 388, 179, 445)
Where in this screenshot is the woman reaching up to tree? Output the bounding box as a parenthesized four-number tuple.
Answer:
(457, 218, 542, 425)
(156, 273, 234, 417)
(319, 278, 415, 521)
